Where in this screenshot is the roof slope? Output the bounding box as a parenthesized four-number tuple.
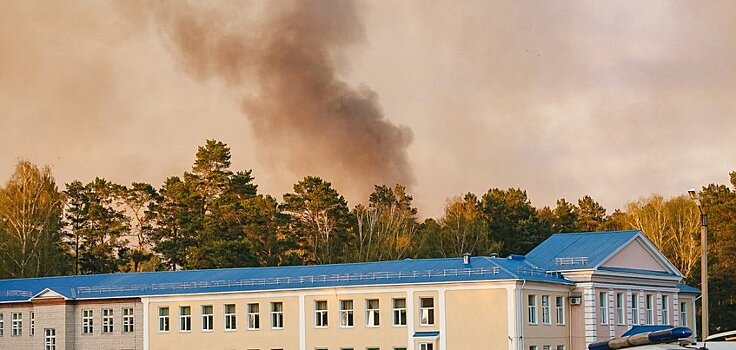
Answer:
(524, 230, 641, 271)
(0, 256, 571, 303)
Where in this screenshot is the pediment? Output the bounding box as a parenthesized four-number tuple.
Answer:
(32, 288, 66, 300)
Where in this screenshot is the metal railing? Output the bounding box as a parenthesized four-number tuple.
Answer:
(4, 290, 33, 297)
(554, 257, 589, 265)
(74, 267, 500, 295)
(516, 267, 561, 278)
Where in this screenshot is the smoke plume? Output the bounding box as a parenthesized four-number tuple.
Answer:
(150, 1, 414, 200)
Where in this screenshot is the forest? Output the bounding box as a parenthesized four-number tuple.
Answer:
(0, 140, 734, 332)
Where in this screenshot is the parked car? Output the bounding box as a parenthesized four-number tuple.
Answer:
(589, 327, 694, 350)
(691, 330, 736, 350)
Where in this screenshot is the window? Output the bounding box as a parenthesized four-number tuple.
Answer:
(394, 348, 407, 350)
(202, 305, 213, 331)
(366, 299, 379, 327)
(180, 306, 191, 332)
(556, 346, 565, 350)
(543, 346, 551, 350)
(44, 328, 56, 350)
(528, 295, 537, 325)
(123, 308, 134, 333)
(340, 300, 354, 327)
(30, 312, 34, 336)
(0, 313, 4, 337)
(616, 293, 625, 325)
(420, 343, 434, 350)
(542, 296, 551, 324)
(662, 295, 669, 325)
(393, 298, 407, 326)
(82, 309, 93, 334)
(645, 294, 653, 324)
(224, 304, 237, 330)
(271, 302, 283, 329)
(599, 292, 609, 325)
(632, 293, 640, 325)
(248, 303, 260, 330)
(158, 307, 170, 332)
(420, 298, 435, 326)
(529, 346, 538, 350)
(11, 312, 22, 336)
(367, 348, 380, 350)
(555, 296, 565, 325)
(680, 302, 688, 327)
(102, 309, 114, 333)
(315, 301, 328, 327)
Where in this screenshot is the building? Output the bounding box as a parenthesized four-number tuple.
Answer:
(0, 230, 698, 350)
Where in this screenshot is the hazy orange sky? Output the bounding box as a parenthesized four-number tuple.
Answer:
(1, 1, 735, 217)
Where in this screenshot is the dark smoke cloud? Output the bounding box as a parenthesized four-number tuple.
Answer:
(150, 1, 414, 200)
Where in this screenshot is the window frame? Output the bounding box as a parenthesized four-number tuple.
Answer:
(179, 306, 191, 332)
(102, 308, 114, 333)
(315, 300, 328, 328)
(541, 295, 551, 325)
(555, 296, 565, 325)
(528, 295, 538, 325)
(158, 307, 170, 332)
(419, 297, 435, 326)
(599, 292, 609, 325)
(201, 305, 214, 331)
(632, 293, 640, 325)
(645, 294, 654, 325)
(82, 309, 93, 335)
(661, 295, 669, 325)
(366, 299, 380, 327)
(340, 299, 354, 328)
(392, 298, 407, 326)
(247, 303, 260, 330)
(224, 304, 237, 331)
(44, 328, 56, 350)
(271, 302, 284, 329)
(616, 293, 625, 326)
(122, 307, 134, 333)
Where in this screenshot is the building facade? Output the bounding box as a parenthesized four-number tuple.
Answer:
(0, 230, 698, 350)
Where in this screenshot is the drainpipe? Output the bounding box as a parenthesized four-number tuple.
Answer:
(518, 280, 527, 350)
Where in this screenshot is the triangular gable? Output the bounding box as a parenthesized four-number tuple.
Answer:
(598, 232, 683, 277)
(32, 288, 66, 300)
(603, 238, 667, 271)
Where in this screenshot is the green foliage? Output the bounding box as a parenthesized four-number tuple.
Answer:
(282, 176, 354, 264)
(481, 188, 548, 255)
(575, 195, 608, 231)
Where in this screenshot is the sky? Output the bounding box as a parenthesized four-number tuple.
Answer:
(1, 0, 735, 218)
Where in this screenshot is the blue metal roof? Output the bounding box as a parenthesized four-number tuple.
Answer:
(413, 331, 440, 338)
(525, 230, 641, 271)
(0, 256, 571, 303)
(677, 283, 700, 294)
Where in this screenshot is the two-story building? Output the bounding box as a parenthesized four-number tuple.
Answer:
(0, 230, 699, 350)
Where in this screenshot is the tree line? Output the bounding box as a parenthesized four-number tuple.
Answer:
(1, 140, 734, 332)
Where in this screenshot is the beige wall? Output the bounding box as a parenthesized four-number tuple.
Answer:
(521, 287, 570, 350)
(445, 288, 508, 350)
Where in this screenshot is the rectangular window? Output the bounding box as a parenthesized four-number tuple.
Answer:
(616, 293, 625, 325)
(44, 328, 56, 350)
(556, 346, 564, 350)
(123, 308, 134, 333)
(393, 298, 407, 326)
(340, 300, 354, 327)
(646, 294, 653, 324)
(420, 298, 435, 326)
(30, 312, 34, 336)
(102, 309, 114, 333)
(543, 346, 551, 350)
(366, 299, 380, 327)
(632, 293, 640, 325)
(0, 313, 4, 337)
(662, 295, 669, 325)
(420, 343, 434, 350)
(202, 305, 213, 331)
(599, 292, 609, 325)
(180, 306, 191, 332)
(529, 346, 538, 350)
(224, 304, 237, 330)
(271, 302, 283, 329)
(315, 301, 328, 327)
(555, 296, 565, 325)
(82, 309, 93, 334)
(542, 296, 551, 324)
(680, 302, 688, 327)
(528, 295, 537, 325)
(158, 307, 170, 332)
(248, 303, 260, 330)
